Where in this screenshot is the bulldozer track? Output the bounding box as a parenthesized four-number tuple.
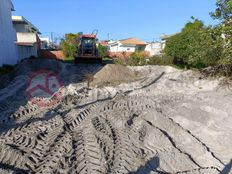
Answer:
(0, 66, 229, 174)
(69, 125, 107, 174)
(0, 94, 227, 173)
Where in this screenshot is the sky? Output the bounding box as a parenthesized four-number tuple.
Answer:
(12, 0, 217, 42)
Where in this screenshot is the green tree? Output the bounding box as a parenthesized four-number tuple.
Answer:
(98, 44, 108, 58)
(211, 0, 232, 65)
(61, 33, 81, 58)
(211, 0, 232, 21)
(164, 19, 223, 69)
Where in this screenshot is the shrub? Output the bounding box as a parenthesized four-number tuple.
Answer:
(114, 58, 129, 66)
(98, 45, 108, 58)
(217, 21, 232, 66)
(148, 55, 174, 66)
(128, 51, 149, 66)
(164, 19, 223, 69)
(114, 51, 149, 66)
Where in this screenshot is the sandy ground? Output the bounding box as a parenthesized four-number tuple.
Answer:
(0, 59, 231, 174)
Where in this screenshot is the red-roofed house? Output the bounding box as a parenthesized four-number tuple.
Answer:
(100, 40, 108, 47)
(108, 38, 148, 58)
(108, 38, 147, 52)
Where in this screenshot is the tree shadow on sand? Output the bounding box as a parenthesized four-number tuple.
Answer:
(0, 162, 28, 174)
(129, 156, 161, 174)
(221, 159, 232, 174)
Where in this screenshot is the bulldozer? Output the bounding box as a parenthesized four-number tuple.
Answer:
(75, 30, 102, 63)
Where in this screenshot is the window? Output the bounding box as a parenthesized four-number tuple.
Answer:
(83, 38, 94, 45)
(137, 46, 143, 51)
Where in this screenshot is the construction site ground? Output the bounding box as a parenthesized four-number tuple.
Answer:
(0, 59, 231, 174)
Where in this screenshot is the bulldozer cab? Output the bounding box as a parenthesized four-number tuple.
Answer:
(82, 37, 94, 45)
(75, 32, 102, 63)
(80, 37, 95, 54)
(77, 35, 98, 57)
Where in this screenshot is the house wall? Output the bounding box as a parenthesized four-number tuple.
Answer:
(109, 42, 137, 53)
(12, 16, 40, 34)
(40, 37, 51, 49)
(161, 41, 166, 50)
(110, 45, 136, 52)
(119, 46, 136, 52)
(16, 32, 40, 61)
(17, 45, 37, 60)
(0, 0, 18, 66)
(145, 42, 163, 56)
(109, 45, 118, 52)
(16, 33, 37, 43)
(13, 23, 38, 34)
(13, 23, 31, 33)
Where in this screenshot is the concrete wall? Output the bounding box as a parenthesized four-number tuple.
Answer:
(0, 0, 18, 66)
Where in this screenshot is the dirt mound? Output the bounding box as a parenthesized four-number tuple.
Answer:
(0, 58, 65, 89)
(91, 64, 139, 87)
(14, 58, 64, 75)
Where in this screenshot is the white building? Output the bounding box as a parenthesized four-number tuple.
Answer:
(160, 33, 178, 49)
(108, 38, 147, 53)
(0, 0, 18, 66)
(145, 42, 163, 56)
(40, 37, 51, 50)
(12, 16, 41, 60)
(145, 34, 178, 56)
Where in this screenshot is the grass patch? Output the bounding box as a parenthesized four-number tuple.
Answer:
(103, 57, 112, 61)
(63, 57, 75, 63)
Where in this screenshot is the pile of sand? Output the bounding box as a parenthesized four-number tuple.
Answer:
(91, 64, 139, 87)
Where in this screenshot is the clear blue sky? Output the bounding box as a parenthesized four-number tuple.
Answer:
(12, 0, 217, 42)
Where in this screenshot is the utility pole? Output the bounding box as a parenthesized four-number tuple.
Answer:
(50, 32, 54, 48)
(51, 32, 54, 44)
